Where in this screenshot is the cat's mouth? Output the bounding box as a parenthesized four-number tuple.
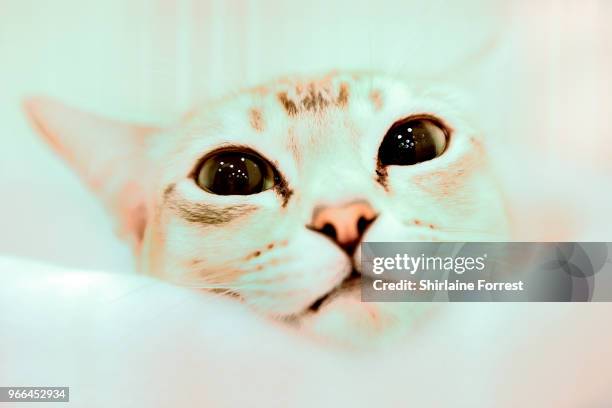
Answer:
(308, 269, 362, 313)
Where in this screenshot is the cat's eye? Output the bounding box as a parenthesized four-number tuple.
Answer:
(196, 150, 278, 195)
(378, 117, 448, 166)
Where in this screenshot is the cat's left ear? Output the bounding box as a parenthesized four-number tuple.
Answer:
(23, 96, 160, 250)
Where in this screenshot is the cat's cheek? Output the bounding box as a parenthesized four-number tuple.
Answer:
(138, 220, 171, 279)
(382, 164, 510, 241)
(236, 232, 352, 316)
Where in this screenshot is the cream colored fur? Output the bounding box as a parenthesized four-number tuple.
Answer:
(25, 72, 510, 344)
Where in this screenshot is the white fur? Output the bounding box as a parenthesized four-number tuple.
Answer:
(25, 72, 510, 344)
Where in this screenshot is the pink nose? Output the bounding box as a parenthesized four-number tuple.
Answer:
(310, 201, 377, 254)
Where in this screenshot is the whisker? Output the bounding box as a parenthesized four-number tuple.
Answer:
(432, 227, 505, 236)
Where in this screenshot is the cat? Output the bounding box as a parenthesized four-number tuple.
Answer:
(24, 71, 510, 344)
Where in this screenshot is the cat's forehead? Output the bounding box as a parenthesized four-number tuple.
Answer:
(172, 73, 387, 154)
(178, 71, 453, 150)
(185, 72, 412, 127)
(252, 72, 356, 115)
(244, 72, 405, 115)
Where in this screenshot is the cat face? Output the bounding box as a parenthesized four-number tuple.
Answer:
(25, 72, 509, 339)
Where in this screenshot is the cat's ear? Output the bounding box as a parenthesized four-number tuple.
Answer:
(23, 96, 159, 250)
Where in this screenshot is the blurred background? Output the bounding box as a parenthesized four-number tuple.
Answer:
(1, 0, 611, 271)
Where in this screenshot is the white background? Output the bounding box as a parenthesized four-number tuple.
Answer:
(1, 0, 610, 270)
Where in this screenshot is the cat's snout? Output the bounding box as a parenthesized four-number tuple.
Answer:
(309, 201, 377, 255)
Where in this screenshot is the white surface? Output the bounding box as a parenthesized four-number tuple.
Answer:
(1, 254, 611, 407)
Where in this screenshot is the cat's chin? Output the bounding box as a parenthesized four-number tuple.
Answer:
(300, 285, 433, 348)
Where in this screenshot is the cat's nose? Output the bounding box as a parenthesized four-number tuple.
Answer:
(309, 200, 377, 254)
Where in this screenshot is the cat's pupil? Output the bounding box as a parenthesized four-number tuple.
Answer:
(378, 118, 447, 166)
(196, 151, 276, 195)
